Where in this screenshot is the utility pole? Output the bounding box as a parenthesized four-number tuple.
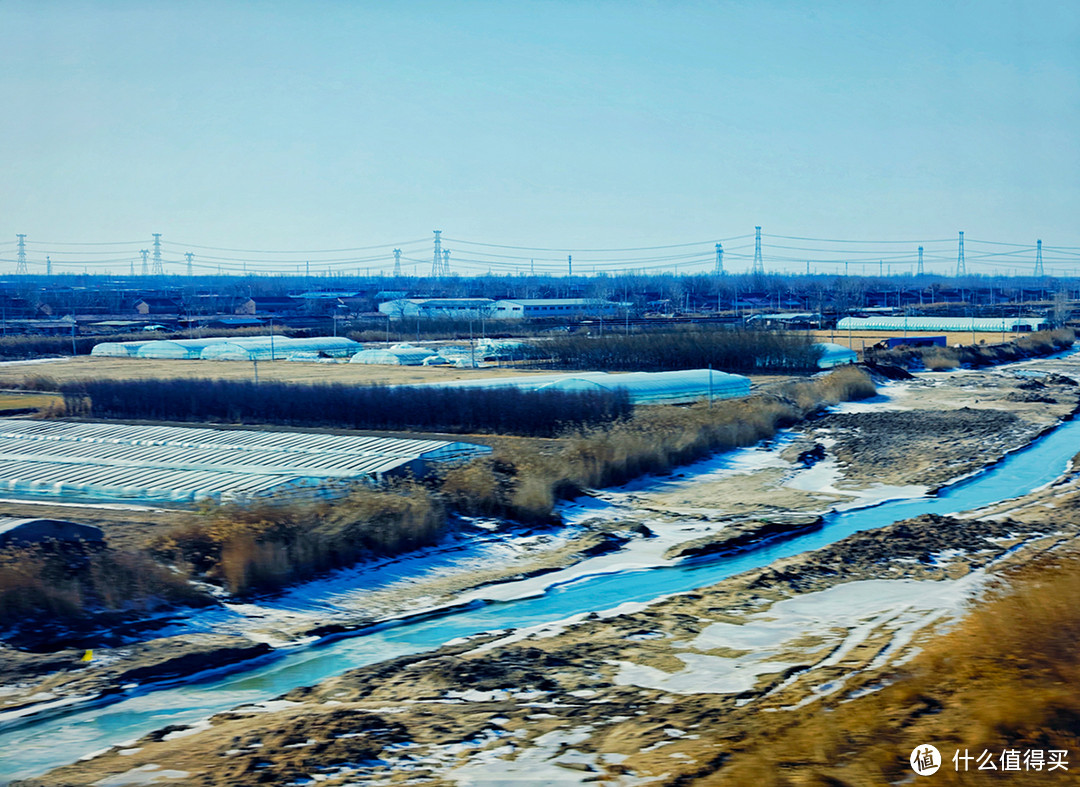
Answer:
(129, 260, 135, 277)
(185, 252, 194, 277)
(140, 249, 150, 277)
(917, 246, 924, 276)
(1034, 239, 1044, 277)
(393, 248, 402, 276)
(806, 260, 810, 276)
(15, 234, 27, 275)
(46, 256, 52, 276)
(431, 230, 443, 277)
(956, 231, 966, 277)
(714, 243, 724, 275)
(751, 226, 764, 275)
(152, 233, 164, 275)
(568, 255, 572, 277)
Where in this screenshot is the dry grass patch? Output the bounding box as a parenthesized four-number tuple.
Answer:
(704, 551, 1080, 786)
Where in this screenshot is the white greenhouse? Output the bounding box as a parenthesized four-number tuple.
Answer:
(200, 336, 360, 361)
(135, 338, 235, 359)
(815, 343, 858, 368)
(349, 345, 438, 365)
(836, 316, 1049, 333)
(90, 340, 158, 357)
(0, 419, 491, 504)
(409, 368, 751, 405)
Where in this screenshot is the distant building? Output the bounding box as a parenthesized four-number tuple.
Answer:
(378, 298, 497, 320)
(489, 298, 626, 320)
(133, 297, 181, 315)
(235, 296, 300, 316)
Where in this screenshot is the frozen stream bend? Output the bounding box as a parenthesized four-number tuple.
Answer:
(2, 374, 1080, 782)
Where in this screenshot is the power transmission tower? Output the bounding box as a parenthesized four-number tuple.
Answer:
(393, 248, 402, 276)
(46, 256, 52, 276)
(917, 246, 924, 276)
(152, 233, 164, 275)
(140, 249, 149, 276)
(1034, 239, 1044, 277)
(568, 255, 572, 277)
(130, 260, 135, 277)
(15, 234, 27, 274)
(442, 249, 451, 275)
(714, 242, 724, 275)
(751, 226, 764, 275)
(955, 231, 965, 277)
(431, 230, 443, 277)
(185, 252, 194, 276)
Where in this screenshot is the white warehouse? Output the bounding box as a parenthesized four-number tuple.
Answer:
(377, 298, 626, 321)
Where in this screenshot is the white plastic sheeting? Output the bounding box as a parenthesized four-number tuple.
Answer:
(90, 341, 157, 357)
(815, 343, 858, 368)
(93, 336, 359, 361)
(349, 346, 437, 365)
(836, 316, 1048, 333)
(135, 338, 232, 359)
(201, 336, 360, 361)
(0, 420, 491, 504)
(409, 368, 751, 405)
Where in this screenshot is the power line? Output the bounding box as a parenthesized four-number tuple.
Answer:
(162, 238, 429, 254)
(441, 234, 754, 252)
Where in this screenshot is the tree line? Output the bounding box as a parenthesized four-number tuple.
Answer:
(60, 378, 632, 437)
(533, 328, 823, 372)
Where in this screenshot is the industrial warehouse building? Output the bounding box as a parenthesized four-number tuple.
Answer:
(408, 368, 751, 405)
(0, 420, 491, 504)
(836, 316, 1049, 333)
(377, 297, 625, 321)
(490, 298, 626, 319)
(377, 298, 497, 320)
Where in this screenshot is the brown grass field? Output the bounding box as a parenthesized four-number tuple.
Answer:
(808, 328, 1033, 353)
(0, 391, 62, 414)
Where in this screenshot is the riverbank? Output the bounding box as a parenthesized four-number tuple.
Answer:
(24, 442, 1080, 786)
(2, 354, 1077, 782)
(0, 359, 1076, 738)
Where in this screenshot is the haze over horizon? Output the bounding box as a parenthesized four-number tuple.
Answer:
(2, 1, 1078, 275)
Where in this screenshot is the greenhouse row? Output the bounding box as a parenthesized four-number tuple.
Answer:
(836, 316, 1049, 333)
(0, 420, 491, 504)
(91, 335, 361, 360)
(409, 368, 752, 405)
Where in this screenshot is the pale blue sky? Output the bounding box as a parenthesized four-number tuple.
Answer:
(1, 1, 1078, 275)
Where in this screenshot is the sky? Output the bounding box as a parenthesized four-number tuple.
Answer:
(1, 1, 1078, 276)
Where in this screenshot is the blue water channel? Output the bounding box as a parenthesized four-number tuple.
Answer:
(2, 413, 1079, 783)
